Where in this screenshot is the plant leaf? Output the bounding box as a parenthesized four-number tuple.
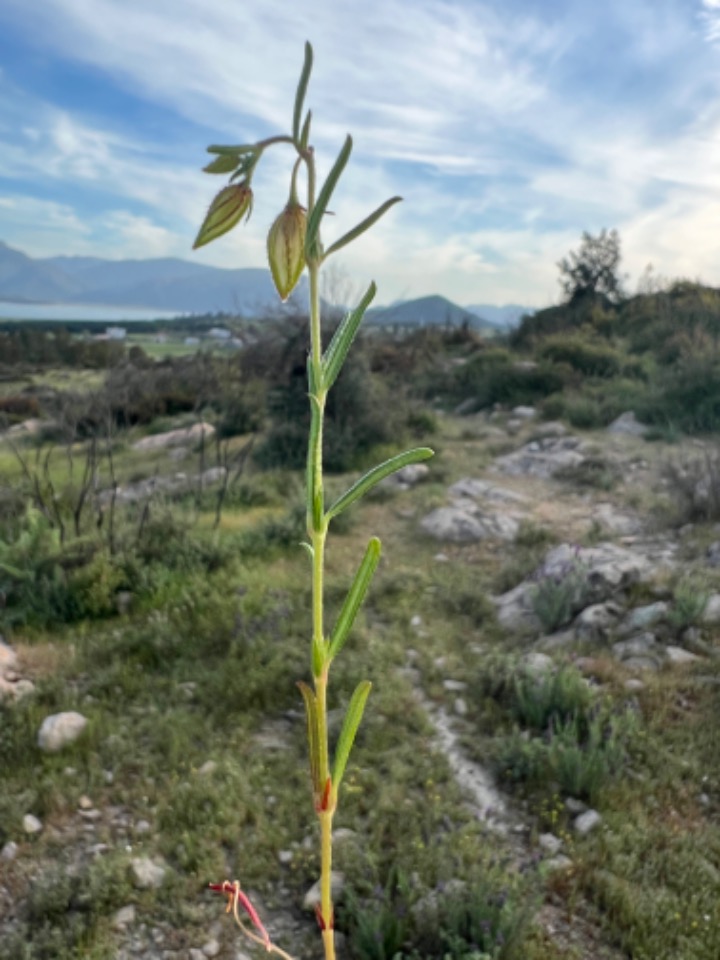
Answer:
(322, 282, 376, 391)
(324, 197, 402, 258)
(332, 680, 371, 791)
(328, 538, 381, 660)
(306, 391, 323, 532)
(206, 144, 258, 155)
(300, 109, 312, 151)
(326, 448, 434, 520)
(203, 154, 242, 174)
(298, 681, 322, 798)
(305, 135, 352, 261)
(293, 42, 313, 142)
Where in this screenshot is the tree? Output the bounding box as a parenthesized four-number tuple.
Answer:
(558, 228, 623, 303)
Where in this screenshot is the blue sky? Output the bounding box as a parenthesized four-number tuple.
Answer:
(1, 0, 720, 307)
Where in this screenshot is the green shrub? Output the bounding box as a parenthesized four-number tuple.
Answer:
(510, 666, 593, 733)
(530, 554, 590, 633)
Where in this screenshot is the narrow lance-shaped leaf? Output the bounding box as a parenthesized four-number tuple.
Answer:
(300, 109, 312, 151)
(326, 448, 434, 521)
(203, 154, 242, 174)
(305, 135, 352, 261)
(297, 681, 322, 800)
(328, 538, 381, 660)
(324, 197, 403, 258)
(322, 282, 376, 391)
(206, 143, 258, 156)
(293, 42, 313, 142)
(306, 392, 324, 532)
(332, 680, 372, 792)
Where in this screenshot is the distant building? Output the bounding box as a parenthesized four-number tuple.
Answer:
(106, 326, 127, 340)
(208, 327, 232, 340)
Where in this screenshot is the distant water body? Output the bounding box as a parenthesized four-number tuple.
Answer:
(0, 302, 187, 322)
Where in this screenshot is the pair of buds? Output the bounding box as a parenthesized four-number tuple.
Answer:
(193, 185, 307, 303)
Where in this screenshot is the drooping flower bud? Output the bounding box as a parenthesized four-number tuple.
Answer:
(193, 183, 253, 249)
(267, 201, 307, 301)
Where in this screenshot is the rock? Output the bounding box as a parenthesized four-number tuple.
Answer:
(278, 850, 294, 864)
(0, 640, 17, 675)
(202, 939, 221, 958)
(532, 421, 567, 439)
(706, 542, 720, 568)
(198, 760, 217, 777)
(79, 795, 93, 810)
(448, 478, 527, 505)
(420, 506, 518, 543)
(492, 436, 587, 479)
(454, 697, 468, 716)
(565, 797, 587, 815)
(574, 602, 622, 643)
(493, 583, 542, 635)
(618, 602, 669, 636)
(112, 905, 137, 930)
(132, 422, 215, 452)
(130, 857, 167, 890)
(573, 809, 602, 835)
(22, 814, 42, 835)
(116, 591, 134, 615)
(543, 542, 653, 605)
(443, 679, 467, 692)
(38, 712, 88, 752)
(701, 594, 720, 624)
(199, 466, 227, 487)
(545, 855, 574, 872)
(7, 418, 45, 436)
(134, 819, 151, 834)
(512, 405, 536, 419)
(380, 463, 430, 491)
(303, 871, 344, 911)
(612, 633, 664, 668)
(607, 411, 648, 437)
(623, 656, 661, 672)
(665, 645, 701, 665)
(1, 841, 18, 861)
(521, 652, 555, 677)
(535, 628, 576, 651)
(539, 833, 563, 855)
(624, 678, 646, 691)
(592, 503, 642, 536)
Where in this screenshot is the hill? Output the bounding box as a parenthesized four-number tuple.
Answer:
(368, 294, 499, 332)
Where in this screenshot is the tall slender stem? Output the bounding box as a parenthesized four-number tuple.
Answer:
(306, 170, 335, 956)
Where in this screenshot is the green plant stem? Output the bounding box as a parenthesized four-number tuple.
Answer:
(307, 232, 335, 958)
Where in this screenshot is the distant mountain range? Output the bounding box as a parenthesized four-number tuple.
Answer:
(0, 241, 533, 327)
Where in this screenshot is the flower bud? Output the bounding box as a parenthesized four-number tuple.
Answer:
(193, 183, 253, 249)
(267, 201, 307, 301)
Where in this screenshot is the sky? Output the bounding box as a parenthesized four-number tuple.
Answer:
(1, 0, 720, 308)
